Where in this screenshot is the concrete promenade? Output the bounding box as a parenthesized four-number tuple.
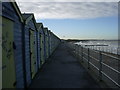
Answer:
(29, 43, 100, 88)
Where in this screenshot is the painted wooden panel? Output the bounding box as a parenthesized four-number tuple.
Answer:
(14, 21, 24, 88)
(2, 2, 25, 88)
(34, 31, 38, 73)
(46, 35, 49, 59)
(43, 32, 46, 61)
(48, 32, 51, 56)
(30, 30, 36, 79)
(2, 17, 16, 88)
(25, 27, 31, 86)
(44, 29, 49, 60)
(37, 32, 41, 68)
(40, 33, 45, 65)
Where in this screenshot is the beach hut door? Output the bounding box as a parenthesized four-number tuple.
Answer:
(30, 30, 36, 79)
(2, 17, 16, 88)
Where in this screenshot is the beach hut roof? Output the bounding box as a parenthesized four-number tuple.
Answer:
(22, 13, 37, 30)
(44, 27, 48, 30)
(10, 0, 23, 22)
(36, 23, 43, 30)
(22, 14, 32, 20)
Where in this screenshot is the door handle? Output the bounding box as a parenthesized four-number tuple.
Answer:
(40, 48, 42, 51)
(13, 42, 16, 49)
(13, 81, 17, 87)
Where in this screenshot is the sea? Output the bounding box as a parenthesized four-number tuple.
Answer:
(74, 40, 120, 55)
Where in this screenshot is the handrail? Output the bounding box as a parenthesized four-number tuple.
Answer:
(89, 62, 99, 71)
(83, 57, 88, 61)
(68, 43, 120, 88)
(89, 55, 99, 62)
(101, 62, 120, 74)
(102, 52, 119, 61)
(82, 52, 88, 56)
(101, 71, 120, 87)
(83, 56, 99, 70)
(83, 51, 99, 62)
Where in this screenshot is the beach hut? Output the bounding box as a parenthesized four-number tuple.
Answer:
(49, 32, 53, 54)
(2, 1, 26, 88)
(50, 32, 55, 53)
(43, 27, 49, 60)
(48, 30, 51, 56)
(54, 34, 61, 49)
(50, 32, 61, 53)
(37, 23, 46, 65)
(36, 23, 44, 68)
(22, 13, 38, 81)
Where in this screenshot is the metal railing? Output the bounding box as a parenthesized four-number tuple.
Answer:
(67, 42, 120, 88)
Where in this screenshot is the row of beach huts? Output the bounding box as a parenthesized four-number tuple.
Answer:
(1, 1, 61, 88)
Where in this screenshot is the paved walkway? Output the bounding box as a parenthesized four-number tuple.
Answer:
(29, 43, 100, 88)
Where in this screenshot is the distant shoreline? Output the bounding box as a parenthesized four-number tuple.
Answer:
(65, 39, 119, 43)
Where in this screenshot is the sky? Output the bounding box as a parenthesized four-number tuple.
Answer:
(15, 0, 119, 40)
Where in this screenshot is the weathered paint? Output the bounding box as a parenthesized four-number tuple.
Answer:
(2, 1, 61, 89)
(44, 28, 49, 60)
(50, 32, 61, 54)
(2, 17, 16, 88)
(30, 29, 36, 79)
(36, 23, 43, 68)
(24, 25, 31, 87)
(34, 30, 38, 72)
(40, 28, 45, 65)
(2, 2, 25, 88)
(22, 14, 38, 82)
(43, 29, 46, 61)
(48, 30, 51, 56)
(37, 30, 41, 69)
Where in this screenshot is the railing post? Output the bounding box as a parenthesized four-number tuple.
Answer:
(78, 45, 80, 57)
(77, 45, 79, 59)
(75, 44, 77, 54)
(88, 48, 90, 69)
(99, 51, 102, 81)
(74, 44, 76, 54)
(77, 45, 79, 58)
(78, 45, 79, 55)
(81, 46, 83, 63)
(76, 45, 78, 55)
(72, 44, 74, 50)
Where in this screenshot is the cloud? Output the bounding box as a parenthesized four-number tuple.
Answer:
(15, 0, 120, 2)
(17, 2, 118, 20)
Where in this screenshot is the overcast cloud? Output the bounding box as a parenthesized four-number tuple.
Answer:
(15, 0, 119, 2)
(17, 2, 118, 20)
